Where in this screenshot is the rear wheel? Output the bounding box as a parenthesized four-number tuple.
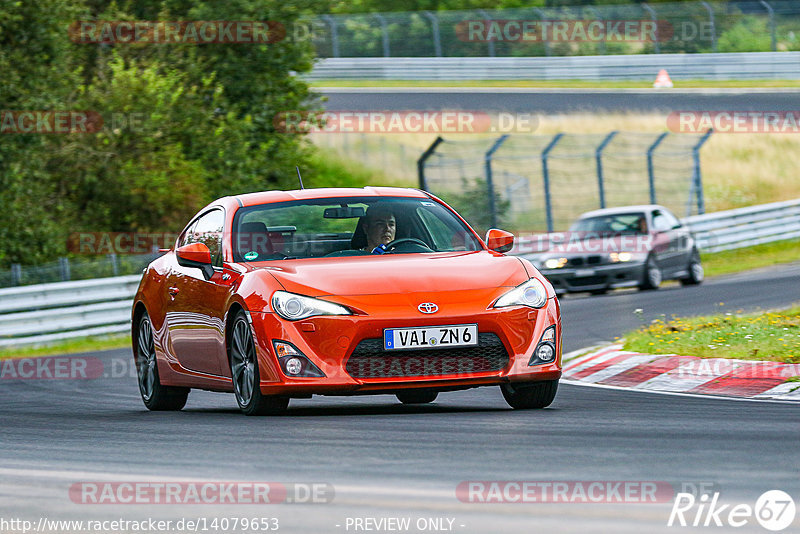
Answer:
(135, 313, 189, 411)
(229, 311, 289, 416)
(501, 380, 558, 409)
(396, 390, 438, 404)
(639, 256, 662, 290)
(680, 251, 704, 286)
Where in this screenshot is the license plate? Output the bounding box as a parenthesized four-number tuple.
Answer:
(384, 324, 478, 351)
(574, 269, 595, 277)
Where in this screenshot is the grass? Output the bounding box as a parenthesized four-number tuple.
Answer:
(0, 334, 131, 360)
(623, 306, 800, 364)
(312, 79, 800, 89)
(701, 238, 800, 278)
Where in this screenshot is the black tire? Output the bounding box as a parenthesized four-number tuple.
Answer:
(229, 310, 289, 416)
(589, 288, 608, 295)
(396, 390, 439, 404)
(680, 250, 704, 286)
(135, 312, 189, 411)
(501, 380, 559, 409)
(639, 256, 662, 291)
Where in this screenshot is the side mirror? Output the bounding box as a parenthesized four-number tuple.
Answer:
(176, 243, 214, 279)
(485, 229, 515, 253)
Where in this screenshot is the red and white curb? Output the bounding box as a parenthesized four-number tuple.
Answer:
(563, 344, 800, 401)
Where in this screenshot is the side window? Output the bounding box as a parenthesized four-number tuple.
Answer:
(661, 209, 681, 229)
(187, 209, 225, 267)
(652, 211, 672, 232)
(417, 208, 450, 250)
(178, 221, 197, 249)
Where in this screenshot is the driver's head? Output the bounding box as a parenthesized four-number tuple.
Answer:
(363, 203, 396, 250)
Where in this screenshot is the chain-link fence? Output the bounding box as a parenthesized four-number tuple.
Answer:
(419, 131, 712, 234)
(302, 1, 800, 58)
(0, 253, 159, 288)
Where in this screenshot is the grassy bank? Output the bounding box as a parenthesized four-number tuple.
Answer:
(624, 306, 800, 364)
(701, 239, 800, 277)
(0, 335, 131, 360)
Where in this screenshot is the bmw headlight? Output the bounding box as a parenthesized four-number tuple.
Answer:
(271, 291, 352, 320)
(610, 252, 647, 263)
(493, 278, 548, 309)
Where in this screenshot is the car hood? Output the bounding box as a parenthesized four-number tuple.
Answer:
(249, 251, 528, 297)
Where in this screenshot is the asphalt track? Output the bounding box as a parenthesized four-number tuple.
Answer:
(1, 263, 798, 533)
(320, 88, 800, 113)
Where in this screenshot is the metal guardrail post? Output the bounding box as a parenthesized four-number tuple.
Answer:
(641, 3, 660, 54)
(423, 11, 442, 57)
(692, 128, 713, 215)
(595, 131, 618, 209)
(532, 8, 552, 56)
(11, 264, 22, 286)
(541, 133, 564, 233)
(417, 136, 444, 191)
(109, 254, 118, 276)
(646, 132, 669, 204)
(373, 14, 391, 57)
(59, 257, 71, 281)
(477, 10, 496, 57)
(700, 2, 717, 53)
(759, 1, 777, 52)
(322, 15, 340, 58)
(485, 135, 510, 229)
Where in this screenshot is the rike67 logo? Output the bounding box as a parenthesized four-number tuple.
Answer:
(668, 490, 796, 531)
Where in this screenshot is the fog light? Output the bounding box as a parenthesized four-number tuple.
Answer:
(536, 344, 555, 362)
(285, 357, 303, 376)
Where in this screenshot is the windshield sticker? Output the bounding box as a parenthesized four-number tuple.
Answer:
(244, 251, 259, 261)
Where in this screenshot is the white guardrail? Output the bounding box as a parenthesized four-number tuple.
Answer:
(307, 52, 800, 81)
(0, 199, 798, 348)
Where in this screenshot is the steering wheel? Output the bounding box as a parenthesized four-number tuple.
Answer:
(385, 238, 433, 252)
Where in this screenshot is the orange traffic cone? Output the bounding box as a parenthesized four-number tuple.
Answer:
(653, 69, 673, 88)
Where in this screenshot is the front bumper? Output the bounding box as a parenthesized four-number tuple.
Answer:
(540, 262, 646, 293)
(249, 299, 562, 396)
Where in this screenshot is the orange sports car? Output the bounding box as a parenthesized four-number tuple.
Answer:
(132, 187, 562, 415)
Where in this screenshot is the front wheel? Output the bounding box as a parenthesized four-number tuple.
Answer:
(396, 390, 438, 404)
(135, 312, 189, 411)
(501, 380, 558, 409)
(229, 311, 289, 416)
(680, 251, 704, 286)
(639, 256, 662, 290)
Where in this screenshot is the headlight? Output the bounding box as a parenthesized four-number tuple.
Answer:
(493, 278, 548, 309)
(610, 252, 646, 263)
(544, 257, 568, 269)
(271, 291, 352, 320)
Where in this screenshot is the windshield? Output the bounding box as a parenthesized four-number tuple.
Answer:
(569, 212, 648, 235)
(232, 196, 482, 261)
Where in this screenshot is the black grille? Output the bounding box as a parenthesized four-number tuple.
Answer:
(346, 333, 509, 378)
(567, 275, 606, 287)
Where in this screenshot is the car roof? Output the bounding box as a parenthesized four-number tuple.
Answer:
(577, 205, 667, 219)
(232, 187, 429, 208)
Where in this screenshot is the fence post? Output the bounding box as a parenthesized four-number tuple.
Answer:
(595, 131, 618, 209)
(423, 11, 442, 57)
(641, 3, 660, 54)
(692, 129, 713, 215)
(373, 14, 391, 57)
(417, 136, 444, 191)
(646, 132, 669, 204)
(759, 1, 777, 52)
(485, 135, 510, 229)
(700, 2, 717, 53)
(477, 10, 496, 57)
(322, 15, 340, 58)
(109, 253, 118, 276)
(11, 263, 22, 286)
(541, 133, 564, 233)
(59, 257, 71, 281)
